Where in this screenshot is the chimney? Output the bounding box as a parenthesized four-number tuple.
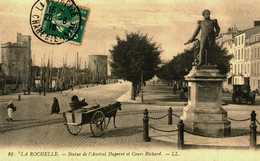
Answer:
(254, 21, 260, 27)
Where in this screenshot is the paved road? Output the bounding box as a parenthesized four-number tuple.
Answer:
(1, 82, 260, 149)
(0, 82, 165, 148)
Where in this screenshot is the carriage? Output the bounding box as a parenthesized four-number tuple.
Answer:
(63, 102, 121, 137)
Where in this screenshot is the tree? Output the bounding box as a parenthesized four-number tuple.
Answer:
(157, 63, 172, 81)
(110, 32, 161, 100)
(157, 44, 232, 81)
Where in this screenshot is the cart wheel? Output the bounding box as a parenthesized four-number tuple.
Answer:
(90, 111, 106, 137)
(66, 124, 82, 136)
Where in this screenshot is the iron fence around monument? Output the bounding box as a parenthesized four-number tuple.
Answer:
(143, 108, 259, 149)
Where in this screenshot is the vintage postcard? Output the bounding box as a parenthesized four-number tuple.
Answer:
(0, 0, 260, 161)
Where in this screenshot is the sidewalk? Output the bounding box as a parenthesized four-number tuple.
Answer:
(117, 82, 187, 106)
(117, 82, 260, 149)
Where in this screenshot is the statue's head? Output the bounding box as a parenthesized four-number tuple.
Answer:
(202, 9, 211, 19)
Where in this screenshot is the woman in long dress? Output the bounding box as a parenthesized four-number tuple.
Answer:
(6, 100, 16, 121)
(51, 97, 60, 114)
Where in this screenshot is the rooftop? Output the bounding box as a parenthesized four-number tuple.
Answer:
(236, 26, 260, 38)
(1, 42, 28, 48)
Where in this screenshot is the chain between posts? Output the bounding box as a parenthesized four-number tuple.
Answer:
(172, 113, 180, 118)
(227, 117, 251, 122)
(143, 108, 184, 149)
(150, 126, 178, 133)
(256, 118, 260, 126)
(144, 109, 259, 149)
(148, 114, 168, 120)
(256, 118, 260, 135)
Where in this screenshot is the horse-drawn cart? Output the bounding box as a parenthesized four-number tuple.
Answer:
(63, 102, 121, 137)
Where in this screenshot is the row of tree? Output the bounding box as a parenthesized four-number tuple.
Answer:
(109, 32, 232, 100)
(157, 43, 233, 82)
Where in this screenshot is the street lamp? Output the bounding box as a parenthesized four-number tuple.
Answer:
(141, 70, 144, 103)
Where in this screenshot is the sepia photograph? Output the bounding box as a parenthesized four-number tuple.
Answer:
(0, 0, 260, 161)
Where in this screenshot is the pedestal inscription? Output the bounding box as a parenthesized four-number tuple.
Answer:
(198, 84, 219, 102)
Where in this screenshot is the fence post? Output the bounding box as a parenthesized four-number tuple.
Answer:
(250, 110, 257, 149)
(18, 94, 21, 101)
(177, 120, 184, 149)
(168, 107, 173, 125)
(143, 109, 151, 142)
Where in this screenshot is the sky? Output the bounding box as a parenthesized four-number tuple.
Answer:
(1, 0, 260, 67)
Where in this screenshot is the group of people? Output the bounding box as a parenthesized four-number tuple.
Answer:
(51, 95, 88, 114)
(5, 95, 88, 122)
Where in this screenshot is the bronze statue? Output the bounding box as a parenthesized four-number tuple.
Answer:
(185, 9, 220, 66)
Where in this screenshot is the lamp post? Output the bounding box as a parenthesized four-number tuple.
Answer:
(141, 70, 144, 103)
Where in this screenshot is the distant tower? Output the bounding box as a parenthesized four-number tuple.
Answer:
(1, 33, 32, 89)
(88, 55, 108, 83)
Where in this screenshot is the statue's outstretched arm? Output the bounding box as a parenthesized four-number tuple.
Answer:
(190, 22, 201, 41)
(185, 22, 200, 45)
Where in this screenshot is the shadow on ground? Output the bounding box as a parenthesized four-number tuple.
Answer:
(183, 144, 250, 150)
(102, 125, 143, 138)
(0, 118, 64, 133)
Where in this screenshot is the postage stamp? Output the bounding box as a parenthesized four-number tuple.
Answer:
(30, 0, 90, 45)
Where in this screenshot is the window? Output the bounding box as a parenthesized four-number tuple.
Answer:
(247, 64, 250, 74)
(254, 48, 257, 59)
(241, 49, 244, 59)
(251, 48, 254, 59)
(256, 63, 258, 75)
(245, 49, 247, 59)
(256, 48, 259, 58)
(238, 50, 240, 60)
(256, 48, 258, 58)
(258, 48, 260, 58)
(258, 62, 260, 75)
(252, 63, 255, 75)
(245, 64, 248, 74)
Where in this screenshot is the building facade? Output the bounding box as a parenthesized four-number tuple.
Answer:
(0, 33, 32, 88)
(218, 22, 260, 91)
(88, 55, 108, 83)
(244, 27, 260, 90)
(216, 27, 239, 90)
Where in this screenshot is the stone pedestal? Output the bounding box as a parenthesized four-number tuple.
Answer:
(181, 65, 231, 137)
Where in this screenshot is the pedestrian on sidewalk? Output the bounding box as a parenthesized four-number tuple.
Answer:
(6, 100, 16, 121)
(38, 86, 42, 95)
(173, 83, 177, 94)
(51, 97, 60, 114)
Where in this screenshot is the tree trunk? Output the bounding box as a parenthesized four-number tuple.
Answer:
(131, 82, 137, 100)
(136, 83, 140, 96)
